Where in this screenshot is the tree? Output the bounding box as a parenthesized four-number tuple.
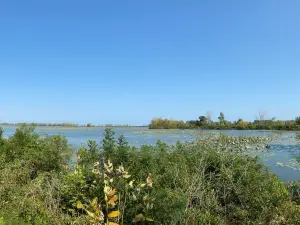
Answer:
(236, 119, 248, 130)
(218, 112, 225, 126)
(198, 116, 208, 126)
(102, 128, 116, 157)
(235, 119, 243, 125)
(296, 117, 300, 125)
(186, 120, 198, 128)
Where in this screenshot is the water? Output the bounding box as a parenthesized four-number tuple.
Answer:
(2, 126, 300, 182)
(1, 126, 198, 147)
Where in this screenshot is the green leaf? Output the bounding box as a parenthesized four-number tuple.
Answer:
(86, 210, 96, 218)
(91, 198, 98, 208)
(76, 201, 83, 209)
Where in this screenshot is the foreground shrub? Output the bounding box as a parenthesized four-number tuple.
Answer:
(0, 125, 71, 224)
(0, 126, 300, 224)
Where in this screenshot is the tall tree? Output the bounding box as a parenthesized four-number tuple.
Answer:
(218, 112, 225, 125)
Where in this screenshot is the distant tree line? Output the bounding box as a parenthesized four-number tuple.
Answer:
(0, 122, 147, 128)
(149, 114, 300, 130)
(0, 122, 81, 127)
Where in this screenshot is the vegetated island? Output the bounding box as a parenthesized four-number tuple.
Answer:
(149, 112, 300, 130)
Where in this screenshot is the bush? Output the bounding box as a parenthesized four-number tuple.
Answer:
(0, 126, 300, 224)
(0, 125, 71, 224)
(66, 129, 300, 224)
(149, 118, 188, 129)
(0, 124, 70, 172)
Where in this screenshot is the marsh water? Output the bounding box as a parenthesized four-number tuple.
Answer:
(2, 126, 300, 182)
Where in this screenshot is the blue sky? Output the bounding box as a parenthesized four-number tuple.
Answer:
(0, 0, 299, 125)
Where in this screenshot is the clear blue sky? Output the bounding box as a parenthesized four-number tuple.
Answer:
(1, 1, 299, 125)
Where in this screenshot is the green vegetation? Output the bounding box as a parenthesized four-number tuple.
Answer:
(148, 118, 187, 129)
(0, 122, 81, 127)
(0, 125, 300, 224)
(0, 123, 146, 128)
(149, 113, 300, 130)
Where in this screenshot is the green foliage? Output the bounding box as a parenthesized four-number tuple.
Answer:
(0, 125, 70, 174)
(126, 144, 294, 224)
(103, 128, 116, 156)
(149, 118, 188, 129)
(0, 127, 4, 147)
(77, 140, 101, 171)
(296, 117, 300, 125)
(218, 112, 226, 126)
(1, 126, 300, 224)
(149, 114, 300, 130)
(199, 116, 208, 126)
(287, 180, 300, 205)
(236, 119, 249, 130)
(0, 125, 72, 224)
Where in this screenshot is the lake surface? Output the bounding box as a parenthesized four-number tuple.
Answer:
(2, 126, 300, 182)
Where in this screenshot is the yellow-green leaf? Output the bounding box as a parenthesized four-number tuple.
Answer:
(76, 201, 83, 209)
(129, 180, 134, 188)
(132, 194, 137, 201)
(123, 174, 131, 179)
(145, 217, 154, 221)
(108, 160, 113, 167)
(104, 186, 111, 194)
(86, 210, 96, 218)
(91, 198, 98, 208)
(108, 210, 120, 218)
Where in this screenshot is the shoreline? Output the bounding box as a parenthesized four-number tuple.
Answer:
(0, 124, 148, 129)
